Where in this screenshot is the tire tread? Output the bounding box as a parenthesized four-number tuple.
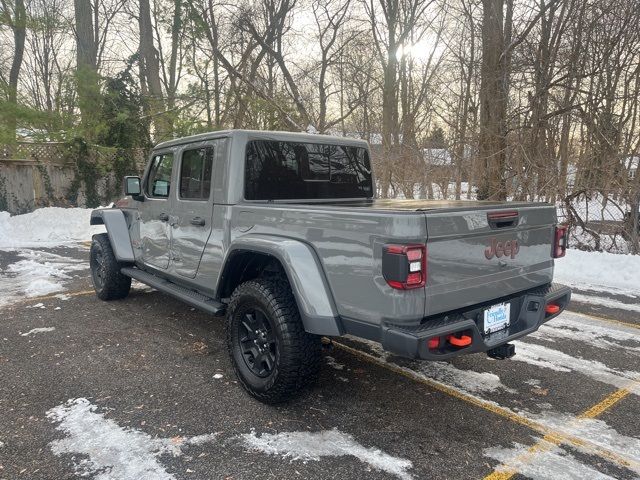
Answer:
(226, 278, 321, 404)
(90, 233, 131, 301)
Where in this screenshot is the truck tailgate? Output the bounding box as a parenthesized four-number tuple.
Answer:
(424, 203, 556, 317)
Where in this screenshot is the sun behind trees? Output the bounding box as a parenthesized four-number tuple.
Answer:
(0, 0, 638, 227)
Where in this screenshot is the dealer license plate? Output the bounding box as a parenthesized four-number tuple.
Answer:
(483, 302, 511, 335)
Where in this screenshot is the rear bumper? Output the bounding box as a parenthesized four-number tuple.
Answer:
(373, 283, 571, 360)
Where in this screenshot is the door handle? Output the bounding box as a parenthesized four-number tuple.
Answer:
(158, 213, 169, 222)
(190, 216, 206, 226)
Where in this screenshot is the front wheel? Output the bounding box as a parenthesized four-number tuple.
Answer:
(90, 233, 131, 301)
(226, 278, 321, 404)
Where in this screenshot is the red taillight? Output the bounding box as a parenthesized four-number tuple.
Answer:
(427, 337, 440, 349)
(406, 249, 422, 262)
(553, 225, 568, 258)
(382, 244, 427, 290)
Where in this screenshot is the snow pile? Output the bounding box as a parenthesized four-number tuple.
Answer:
(0, 207, 105, 248)
(0, 250, 87, 307)
(554, 249, 640, 296)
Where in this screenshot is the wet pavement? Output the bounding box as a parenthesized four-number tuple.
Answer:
(0, 246, 638, 480)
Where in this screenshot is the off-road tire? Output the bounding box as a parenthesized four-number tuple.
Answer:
(90, 233, 131, 301)
(226, 278, 322, 404)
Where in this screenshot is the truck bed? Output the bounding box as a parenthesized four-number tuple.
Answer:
(233, 198, 556, 323)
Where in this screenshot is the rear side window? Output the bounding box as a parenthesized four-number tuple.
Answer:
(146, 153, 174, 198)
(244, 140, 372, 200)
(179, 147, 213, 200)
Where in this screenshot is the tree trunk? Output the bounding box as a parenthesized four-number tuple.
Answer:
(166, 0, 183, 134)
(74, 0, 100, 139)
(6, 0, 26, 139)
(478, 0, 508, 200)
(139, 0, 169, 141)
(380, 10, 398, 199)
(455, 25, 474, 201)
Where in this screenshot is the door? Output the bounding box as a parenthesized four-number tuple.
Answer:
(139, 151, 174, 270)
(170, 144, 215, 278)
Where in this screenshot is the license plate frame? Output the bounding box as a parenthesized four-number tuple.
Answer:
(483, 302, 511, 335)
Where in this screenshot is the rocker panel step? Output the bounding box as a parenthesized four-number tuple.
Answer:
(121, 267, 225, 315)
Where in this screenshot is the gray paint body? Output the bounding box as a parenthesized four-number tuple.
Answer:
(94, 130, 566, 354)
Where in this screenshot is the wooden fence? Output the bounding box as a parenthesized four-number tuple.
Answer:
(0, 142, 146, 213)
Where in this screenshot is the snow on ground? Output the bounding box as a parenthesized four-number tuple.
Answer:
(241, 429, 414, 480)
(350, 336, 516, 394)
(512, 341, 640, 394)
(415, 361, 516, 394)
(524, 411, 640, 472)
(0, 207, 105, 248)
(325, 355, 346, 370)
(531, 314, 640, 355)
(570, 292, 640, 313)
(47, 398, 218, 480)
(47, 398, 411, 480)
(0, 250, 88, 307)
(554, 249, 640, 297)
(484, 440, 617, 480)
(20, 327, 55, 336)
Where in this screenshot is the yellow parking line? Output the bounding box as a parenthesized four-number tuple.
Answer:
(580, 387, 631, 417)
(484, 386, 633, 480)
(333, 341, 549, 432)
(566, 309, 640, 330)
(332, 341, 639, 473)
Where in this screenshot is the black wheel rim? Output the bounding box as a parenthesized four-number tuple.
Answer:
(237, 308, 277, 378)
(91, 245, 105, 289)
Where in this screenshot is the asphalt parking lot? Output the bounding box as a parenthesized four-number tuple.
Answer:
(0, 246, 638, 480)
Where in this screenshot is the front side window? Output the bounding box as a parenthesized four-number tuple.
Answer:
(179, 147, 213, 200)
(245, 140, 372, 200)
(146, 153, 174, 198)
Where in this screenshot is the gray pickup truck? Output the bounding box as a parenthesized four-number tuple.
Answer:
(89, 130, 571, 403)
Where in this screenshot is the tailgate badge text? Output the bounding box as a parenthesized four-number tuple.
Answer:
(485, 238, 519, 260)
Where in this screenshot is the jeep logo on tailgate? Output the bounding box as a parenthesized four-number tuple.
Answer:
(485, 238, 520, 260)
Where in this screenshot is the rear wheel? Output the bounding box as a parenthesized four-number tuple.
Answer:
(90, 233, 131, 300)
(226, 278, 321, 404)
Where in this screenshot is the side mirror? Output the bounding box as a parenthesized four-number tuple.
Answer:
(124, 176, 142, 196)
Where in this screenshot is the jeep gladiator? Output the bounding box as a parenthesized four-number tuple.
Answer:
(89, 129, 571, 403)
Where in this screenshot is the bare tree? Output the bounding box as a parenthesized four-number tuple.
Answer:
(22, 0, 73, 131)
(1, 0, 26, 137)
(139, 0, 170, 140)
(477, 0, 508, 200)
(74, 0, 101, 136)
